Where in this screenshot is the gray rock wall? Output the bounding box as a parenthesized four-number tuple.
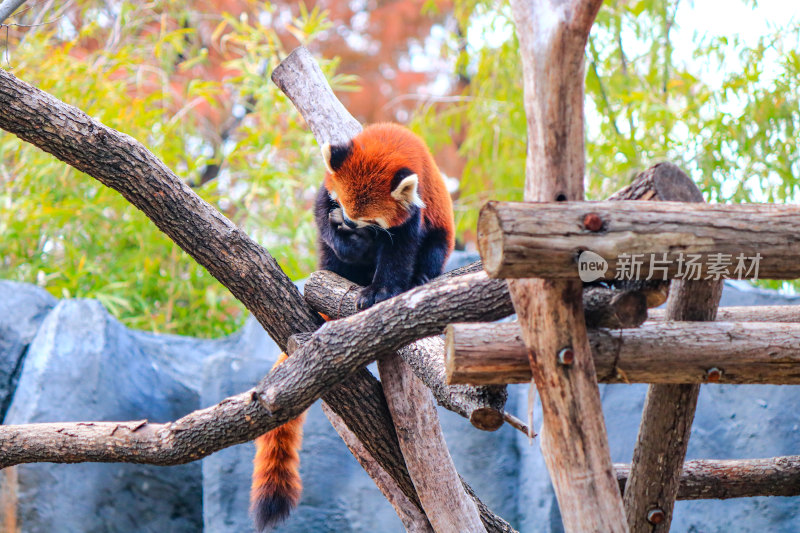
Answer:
(1, 263, 799, 532)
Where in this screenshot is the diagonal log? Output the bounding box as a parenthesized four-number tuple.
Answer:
(621, 168, 722, 531)
(0, 273, 507, 463)
(505, 0, 628, 531)
(321, 403, 434, 532)
(0, 56, 425, 520)
(273, 47, 509, 531)
(378, 355, 485, 532)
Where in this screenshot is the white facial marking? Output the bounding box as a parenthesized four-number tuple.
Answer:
(321, 143, 334, 173)
(329, 189, 338, 201)
(374, 217, 389, 229)
(391, 174, 426, 208)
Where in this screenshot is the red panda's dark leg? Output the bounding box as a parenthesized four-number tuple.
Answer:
(357, 211, 422, 309)
(411, 228, 451, 287)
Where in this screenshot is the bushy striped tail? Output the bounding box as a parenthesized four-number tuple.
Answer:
(250, 353, 306, 531)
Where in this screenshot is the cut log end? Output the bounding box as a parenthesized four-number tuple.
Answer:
(477, 202, 505, 278)
(469, 408, 504, 432)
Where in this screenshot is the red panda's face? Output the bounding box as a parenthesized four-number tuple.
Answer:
(322, 126, 427, 229)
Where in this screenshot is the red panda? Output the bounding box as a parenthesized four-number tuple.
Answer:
(317, 122, 455, 308)
(250, 123, 455, 530)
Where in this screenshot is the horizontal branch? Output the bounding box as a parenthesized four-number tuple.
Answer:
(615, 456, 800, 500)
(446, 321, 800, 385)
(305, 267, 649, 331)
(0, 271, 508, 469)
(478, 200, 800, 280)
(650, 305, 800, 323)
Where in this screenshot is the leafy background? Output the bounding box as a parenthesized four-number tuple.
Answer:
(1, 0, 798, 336)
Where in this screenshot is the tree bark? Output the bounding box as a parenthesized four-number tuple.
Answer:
(624, 279, 721, 532)
(320, 403, 434, 532)
(305, 269, 648, 331)
(622, 162, 722, 532)
(0, 273, 508, 467)
(478, 200, 796, 280)
(446, 320, 800, 385)
(506, 0, 628, 531)
(379, 355, 486, 533)
(304, 270, 508, 432)
(615, 456, 800, 500)
(0, 0, 27, 24)
(272, 50, 512, 531)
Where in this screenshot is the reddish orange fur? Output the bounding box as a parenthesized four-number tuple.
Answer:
(324, 123, 455, 252)
(251, 352, 306, 529)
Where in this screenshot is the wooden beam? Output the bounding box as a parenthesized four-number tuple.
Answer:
(445, 321, 800, 385)
(649, 305, 800, 323)
(321, 404, 434, 532)
(624, 277, 721, 532)
(615, 456, 800, 501)
(478, 201, 798, 280)
(507, 0, 627, 530)
(619, 160, 722, 531)
(378, 355, 486, 533)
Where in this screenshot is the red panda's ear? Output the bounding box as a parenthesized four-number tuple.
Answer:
(391, 174, 426, 208)
(321, 142, 352, 173)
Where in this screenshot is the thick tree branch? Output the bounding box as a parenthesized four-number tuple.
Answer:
(378, 354, 486, 532)
(0, 273, 503, 463)
(305, 268, 509, 432)
(0, 0, 27, 24)
(615, 456, 800, 500)
(0, 67, 321, 347)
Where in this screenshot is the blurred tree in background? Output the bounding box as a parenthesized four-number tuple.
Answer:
(0, 0, 449, 336)
(1, 0, 798, 336)
(414, 0, 800, 245)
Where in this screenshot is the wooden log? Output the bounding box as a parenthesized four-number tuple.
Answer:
(625, 278, 722, 532)
(649, 305, 800, 323)
(507, 0, 627, 530)
(595, 162, 703, 308)
(446, 321, 800, 385)
(478, 201, 799, 280)
(303, 270, 508, 432)
(274, 52, 510, 531)
(291, 334, 515, 533)
(621, 158, 722, 531)
(614, 456, 800, 500)
(321, 403, 434, 532)
(379, 354, 486, 533)
(305, 269, 648, 332)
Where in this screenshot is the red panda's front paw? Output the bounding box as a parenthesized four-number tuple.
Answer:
(357, 285, 403, 310)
